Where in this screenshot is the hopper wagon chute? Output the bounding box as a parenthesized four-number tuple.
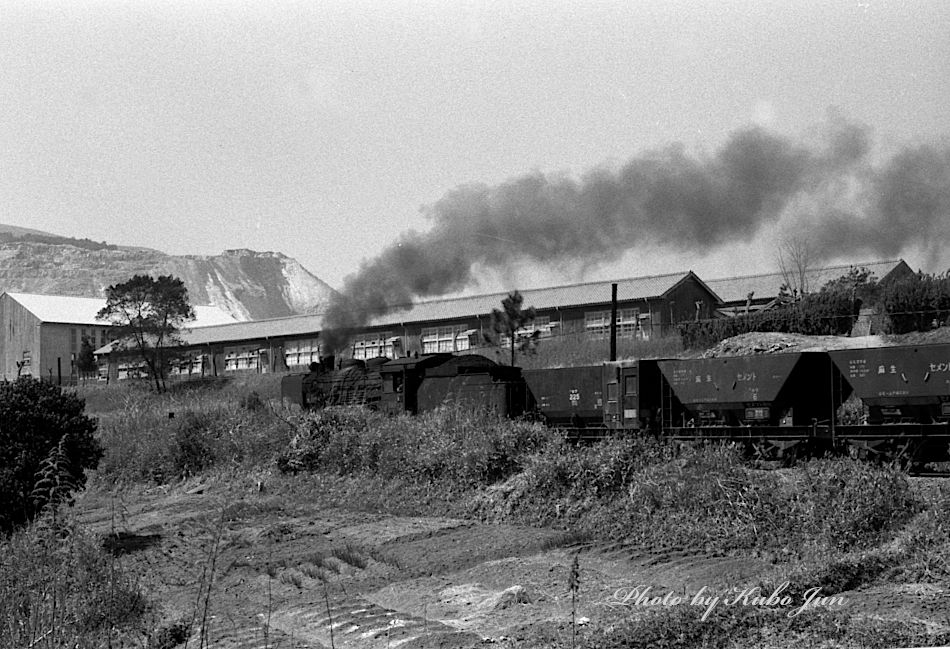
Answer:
(657, 352, 847, 459)
(828, 344, 950, 465)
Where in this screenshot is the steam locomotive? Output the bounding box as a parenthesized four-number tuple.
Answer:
(281, 343, 950, 469)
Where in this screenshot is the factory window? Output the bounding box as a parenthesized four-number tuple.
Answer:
(285, 338, 320, 367)
(585, 309, 641, 339)
(497, 316, 553, 348)
(533, 316, 550, 335)
(71, 328, 77, 351)
(170, 353, 204, 376)
(421, 326, 470, 354)
(352, 332, 394, 360)
(117, 361, 148, 380)
(224, 347, 258, 371)
(455, 329, 477, 351)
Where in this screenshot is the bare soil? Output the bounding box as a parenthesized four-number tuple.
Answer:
(74, 476, 950, 649)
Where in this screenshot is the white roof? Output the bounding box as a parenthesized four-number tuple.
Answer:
(5, 292, 238, 328)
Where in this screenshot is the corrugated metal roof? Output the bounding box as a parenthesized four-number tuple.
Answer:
(369, 271, 701, 326)
(5, 292, 238, 327)
(94, 312, 326, 354)
(183, 313, 326, 345)
(705, 260, 909, 305)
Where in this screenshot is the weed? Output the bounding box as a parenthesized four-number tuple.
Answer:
(240, 390, 266, 412)
(0, 515, 148, 648)
(569, 552, 580, 649)
(300, 563, 331, 581)
(279, 569, 305, 589)
(331, 543, 368, 569)
(539, 530, 593, 552)
(148, 619, 191, 649)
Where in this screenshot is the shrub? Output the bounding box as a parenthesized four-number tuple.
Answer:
(171, 410, 219, 478)
(0, 378, 102, 531)
(474, 441, 917, 557)
(276, 406, 549, 490)
(775, 458, 917, 551)
(679, 291, 860, 350)
(882, 271, 950, 334)
(678, 268, 875, 349)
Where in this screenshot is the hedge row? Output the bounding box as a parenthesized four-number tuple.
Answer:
(679, 290, 858, 350)
(882, 271, 950, 334)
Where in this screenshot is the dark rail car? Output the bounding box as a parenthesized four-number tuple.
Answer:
(828, 345, 950, 464)
(281, 343, 950, 469)
(417, 354, 526, 416)
(521, 359, 661, 435)
(522, 365, 604, 429)
(656, 353, 849, 459)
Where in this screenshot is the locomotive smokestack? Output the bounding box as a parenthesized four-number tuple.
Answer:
(321, 116, 950, 351)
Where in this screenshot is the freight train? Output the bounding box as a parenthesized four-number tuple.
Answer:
(281, 343, 950, 469)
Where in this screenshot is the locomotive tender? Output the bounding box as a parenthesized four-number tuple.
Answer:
(281, 343, 950, 468)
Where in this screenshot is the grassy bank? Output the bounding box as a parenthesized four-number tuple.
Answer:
(10, 378, 948, 647)
(83, 379, 950, 586)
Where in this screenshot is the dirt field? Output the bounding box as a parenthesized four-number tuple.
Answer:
(74, 475, 950, 649)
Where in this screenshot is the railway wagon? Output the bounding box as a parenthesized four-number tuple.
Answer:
(828, 344, 950, 464)
(521, 359, 662, 433)
(416, 354, 526, 416)
(521, 365, 604, 429)
(602, 359, 663, 431)
(656, 352, 848, 458)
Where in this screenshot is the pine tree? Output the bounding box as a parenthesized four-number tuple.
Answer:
(483, 291, 539, 367)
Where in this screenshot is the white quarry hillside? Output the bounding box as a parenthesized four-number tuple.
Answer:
(0, 227, 336, 320)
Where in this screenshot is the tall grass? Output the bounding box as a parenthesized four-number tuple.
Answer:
(277, 406, 549, 496)
(0, 516, 148, 648)
(95, 381, 297, 484)
(472, 438, 919, 557)
(75, 372, 285, 417)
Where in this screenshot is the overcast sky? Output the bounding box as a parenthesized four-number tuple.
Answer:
(2, 1, 948, 293)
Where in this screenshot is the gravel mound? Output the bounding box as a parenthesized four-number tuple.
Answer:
(701, 326, 950, 357)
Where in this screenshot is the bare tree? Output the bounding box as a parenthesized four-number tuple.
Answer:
(777, 237, 818, 299)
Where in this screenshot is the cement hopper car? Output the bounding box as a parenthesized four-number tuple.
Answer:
(656, 352, 847, 458)
(828, 344, 950, 464)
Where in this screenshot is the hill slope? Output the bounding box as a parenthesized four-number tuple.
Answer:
(0, 226, 336, 320)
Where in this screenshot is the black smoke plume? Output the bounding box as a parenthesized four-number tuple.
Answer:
(322, 119, 950, 351)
